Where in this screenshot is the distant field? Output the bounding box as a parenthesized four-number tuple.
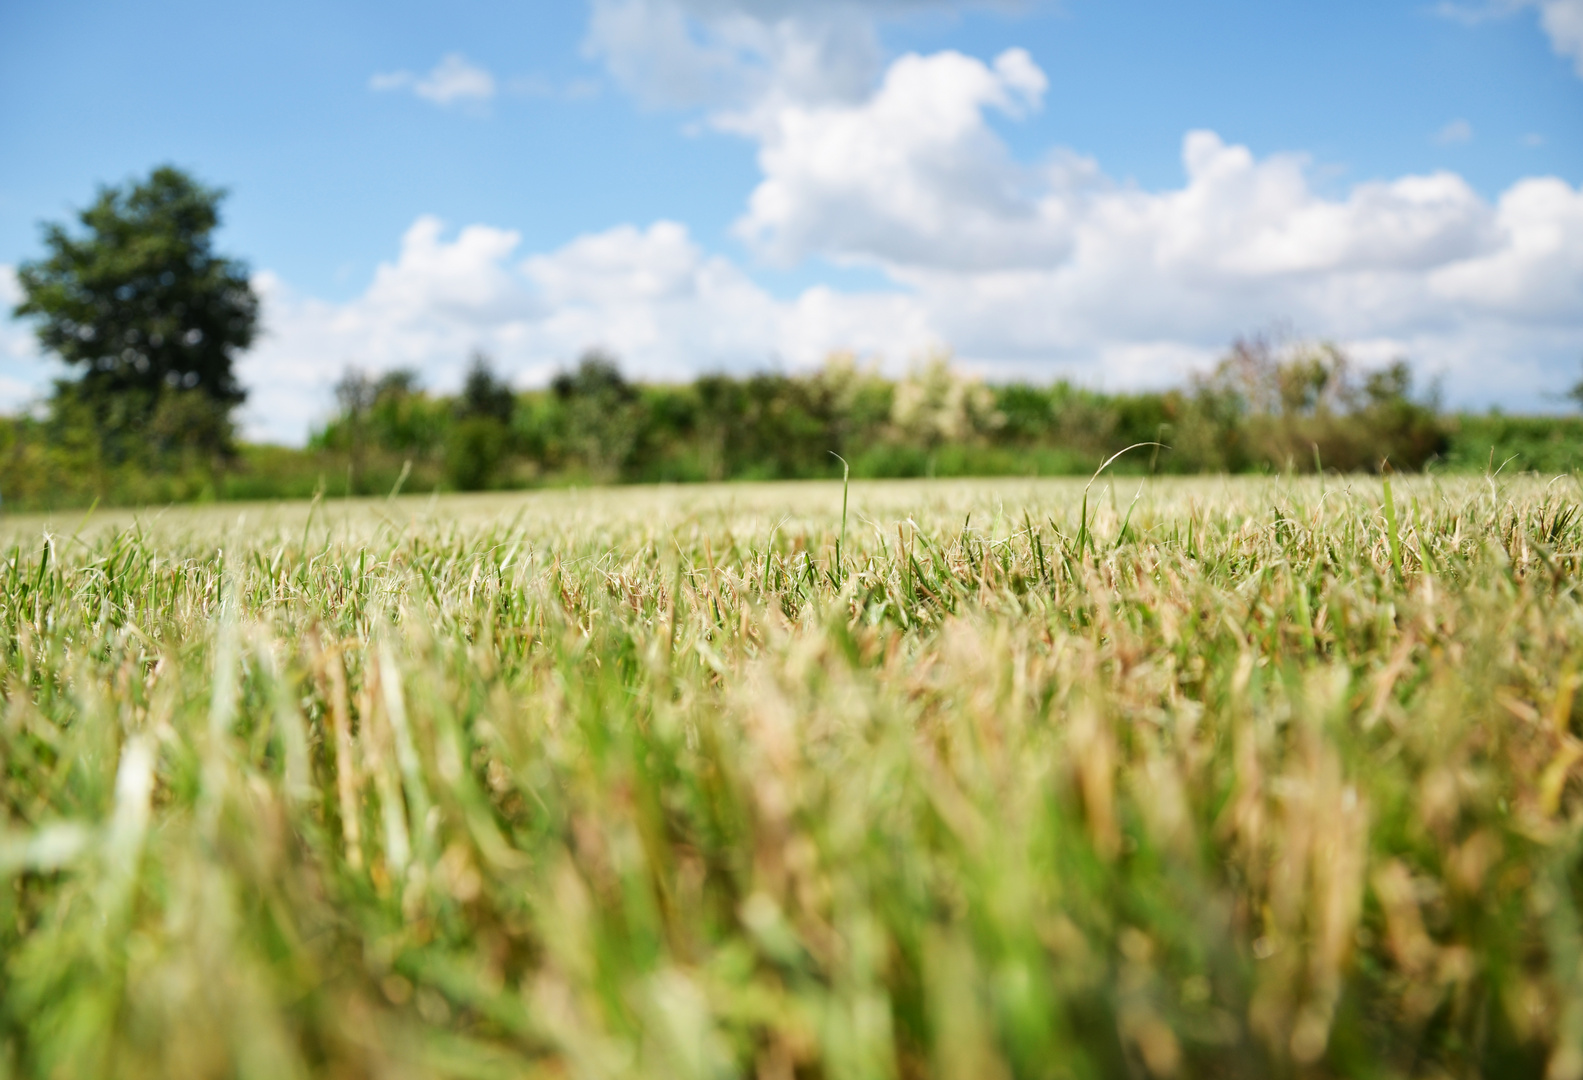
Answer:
(4, 476, 1583, 1078)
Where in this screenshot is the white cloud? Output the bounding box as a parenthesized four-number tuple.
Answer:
(727, 48, 1583, 404)
(737, 49, 1066, 270)
(576, 2, 1583, 410)
(583, 0, 992, 115)
(0, 265, 54, 413)
(370, 53, 497, 106)
(239, 219, 937, 444)
(738, 51, 1503, 283)
(586, 0, 880, 110)
(364, 216, 528, 320)
(885, 152, 1583, 397)
(1430, 176, 1583, 319)
(1435, 118, 1474, 144)
(1537, 0, 1583, 73)
(1436, 0, 1583, 76)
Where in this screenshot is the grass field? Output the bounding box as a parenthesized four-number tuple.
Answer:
(4, 475, 1583, 1079)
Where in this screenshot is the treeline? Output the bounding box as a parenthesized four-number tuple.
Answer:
(307, 339, 1451, 494)
(11, 333, 1570, 511)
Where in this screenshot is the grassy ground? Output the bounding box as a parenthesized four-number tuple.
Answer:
(3, 475, 1583, 1078)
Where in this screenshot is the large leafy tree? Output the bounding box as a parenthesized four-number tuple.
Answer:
(12, 166, 258, 454)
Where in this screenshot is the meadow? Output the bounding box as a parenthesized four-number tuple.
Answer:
(3, 474, 1582, 1079)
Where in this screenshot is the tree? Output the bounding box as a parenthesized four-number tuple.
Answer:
(552, 351, 642, 483)
(1191, 336, 1446, 472)
(332, 366, 381, 491)
(448, 353, 516, 491)
(890, 351, 1001, 474)
(12, 166, 258, 458)
(458, 352, 515, 424)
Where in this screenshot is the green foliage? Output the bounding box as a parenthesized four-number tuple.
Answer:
(622, 358, 893, 483)
(458, 352, 516, 425)
(3, 477, 1583, 1077)
(438, 355, 517, 491)
(1189, 337, 1447, 472)
(447, 416, 510, 491)
(1443, 412, 1583, 474)
(11, 166, 257, 459)
(318, 368, 447, 457)
(550, 350, 643, 482)
(0, 335, 1531, 513)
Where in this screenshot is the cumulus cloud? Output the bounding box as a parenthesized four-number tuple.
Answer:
(887, 140, 1583, 398)
(1437, 0, 1583, 75)
(364, 216, 529, 320)
(737, 49, 1068, 270)
(1435, 118, 1474, 144)
(586, 0, 881, 110)
(1538, 0, 1583, 73)
(1430, 176, 1583, 319)
(370, 53, 497, 105)
(728, 46, 1583, 402)
(583, 0, 995, 116)
(239, 219, 937, 444)
(737, 50, 1508, 286)
(574, 1, 1583, 407)
(0, 265, 54, 413)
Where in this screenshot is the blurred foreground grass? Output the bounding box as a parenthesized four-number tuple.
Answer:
(4, 476, 1583, 1078)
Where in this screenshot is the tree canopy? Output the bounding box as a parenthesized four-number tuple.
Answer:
(13, 166, 258, 452)
(458, 352, 516, 424)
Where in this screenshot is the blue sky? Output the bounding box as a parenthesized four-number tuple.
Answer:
(2, 0, 1581, 442)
